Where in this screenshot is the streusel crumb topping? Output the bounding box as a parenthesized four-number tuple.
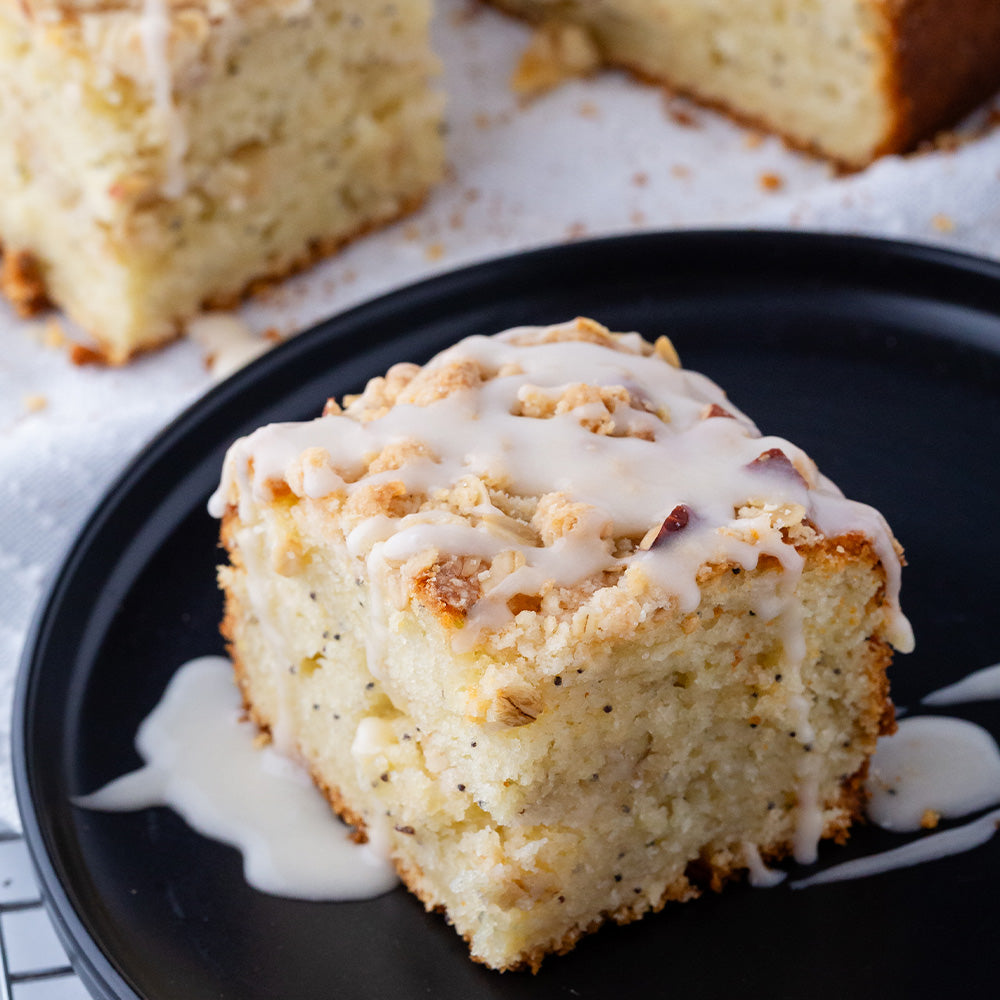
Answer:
(212, 318, 912, 654)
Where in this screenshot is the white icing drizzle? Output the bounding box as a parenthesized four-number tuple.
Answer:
(139, 0, 189, 198)
(792, 761, 824, 865)
(743, 548, 823, 863)
(922, 662, 1000, 707)
(764, 560, 825, 864)
(208, 322, 912, 660)
(808, 490, 913, 651)
(791, 808, 1000, 890)
(742, 842, 786, 888)
(790, 715, 1000, 889)
(75, 657, 398, 900)
(866, 716, 1000, 831)
(347, 716, 396, 857)
(351, 716, 397, 757)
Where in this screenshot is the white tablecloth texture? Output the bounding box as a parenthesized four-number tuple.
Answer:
(2, 0, 999, 830)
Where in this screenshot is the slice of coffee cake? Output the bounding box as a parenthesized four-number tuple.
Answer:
(495, 0, 1000, 168)
(211, 317, 912, 970)
(0, 0, 443, 362)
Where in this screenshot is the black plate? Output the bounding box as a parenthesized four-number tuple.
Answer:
(15, 231, 1000, 1000)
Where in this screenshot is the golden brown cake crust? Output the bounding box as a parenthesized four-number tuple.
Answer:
(0, 247, 50, 317)
(0, 190, 428, 365)
(877, 0, 1000, 157)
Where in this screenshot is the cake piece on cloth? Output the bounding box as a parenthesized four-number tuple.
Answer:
(495, 0, 1000, 167)
(0, 0, 443, 363)
(211, 317, 913, 971)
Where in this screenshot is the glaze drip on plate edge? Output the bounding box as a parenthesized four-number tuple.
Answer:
(75, 656, 396, 900)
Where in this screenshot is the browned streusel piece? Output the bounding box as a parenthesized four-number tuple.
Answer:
(504, 316, 648, 351)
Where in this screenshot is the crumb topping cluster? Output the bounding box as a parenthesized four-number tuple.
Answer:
(212, 318, 912, 653)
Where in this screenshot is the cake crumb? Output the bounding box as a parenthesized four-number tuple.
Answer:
(665, 99, 699, 128)
(670, 164, 691, 179)
(920, 809, 941, 830)
(449, 1, 481, 27)
(511, 20, 601, 99)
(632, 172, 649, 187)
(68, 342, 105, 366)
(928, 130, 962, 153)
(22, 393, 47, 414)
(743, 131, 765, 149)
(42, 318, 68, 350)
(759, 172, 784, 192)
(578, 101, 600, 120)
(931, 213, 956, 233)
(425, 242, 445, 261)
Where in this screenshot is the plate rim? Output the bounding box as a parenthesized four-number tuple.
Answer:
(14, 227, 1000, 1000)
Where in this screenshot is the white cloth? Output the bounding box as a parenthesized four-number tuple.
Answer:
(1, 0, 999, 829)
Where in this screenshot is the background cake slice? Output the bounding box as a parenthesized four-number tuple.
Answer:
(211, 317, 912, 971)
(496, 0, 1000, 167)
(0, 0, 443, 362)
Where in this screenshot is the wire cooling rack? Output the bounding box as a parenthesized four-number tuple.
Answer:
(0, 831, 87, 1000)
